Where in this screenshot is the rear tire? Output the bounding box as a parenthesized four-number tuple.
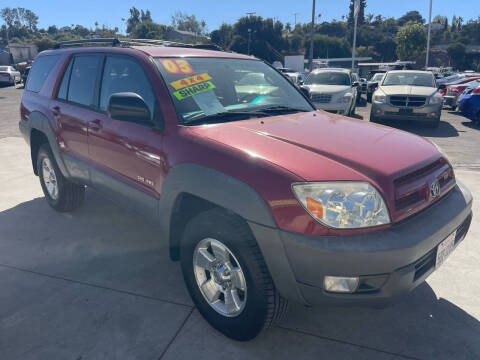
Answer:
(180, 209, 287, 341)
(37, 144, 85, 212)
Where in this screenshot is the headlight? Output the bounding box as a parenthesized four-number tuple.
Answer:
(340, 93, 352, 103)
(373, 93, 386, 103)
(292, 182, 391, 229)
(430, 94, 443, 104)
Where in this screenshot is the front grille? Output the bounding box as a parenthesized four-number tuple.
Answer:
(393, 159, 455, 214)
(311, 93, 332, 103)
(389, 96, 427, 107)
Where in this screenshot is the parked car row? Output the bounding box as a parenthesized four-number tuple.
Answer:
(457, 82, 480, 124)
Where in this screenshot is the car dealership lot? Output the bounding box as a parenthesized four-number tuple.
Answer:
(1, 85, 479, 359)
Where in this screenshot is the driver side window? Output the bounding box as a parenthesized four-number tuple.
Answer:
(99, 56, 158, 123)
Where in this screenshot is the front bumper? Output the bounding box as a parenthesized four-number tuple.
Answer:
(371, 101, 442, 122)
(250, 182, 472, 308)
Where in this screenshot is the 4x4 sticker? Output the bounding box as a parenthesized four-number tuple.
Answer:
(160, 59, 195, 74)
(173, 81, 216, 100)
(170, 73, 212, 90)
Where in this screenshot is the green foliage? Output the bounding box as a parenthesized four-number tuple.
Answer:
(132, 21, 167, 39)
(395, 21, 427, 60)
(171, 11, 207, 35)
(34, 37, 56, 52)
(397, 11, 425, 26)
(311, 34, 351, 58)
(448, 41, 467, 68)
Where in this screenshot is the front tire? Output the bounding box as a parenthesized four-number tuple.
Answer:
(180, 209, 286, 341)
(37, 144, 85, 212)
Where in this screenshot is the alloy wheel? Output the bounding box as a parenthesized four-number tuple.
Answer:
(193, 238, 247, 317)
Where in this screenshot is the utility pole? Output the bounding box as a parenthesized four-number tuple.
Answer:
(293, 13, 299, 27)
(308, 0, 316, 71)
(248, 29, 252, 55)
(426, 0, 433, 69)
(351, 0, 360, 70)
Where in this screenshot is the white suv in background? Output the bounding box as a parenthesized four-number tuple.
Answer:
(303, 68, 359, 116)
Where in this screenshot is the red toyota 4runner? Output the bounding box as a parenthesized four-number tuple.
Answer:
(20, 39, 473, 341)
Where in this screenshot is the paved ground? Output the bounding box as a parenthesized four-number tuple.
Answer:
(0, 85, 479, 359)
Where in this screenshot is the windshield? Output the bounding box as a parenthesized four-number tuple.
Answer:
(372, 73, 384, 82)
(383, 73, 435, 87)
(305, 72, 351, 86)
(155, 57, 313, 124)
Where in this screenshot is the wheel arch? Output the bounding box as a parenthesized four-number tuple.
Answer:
(158, 163, 277, 261)
(26, 111, 69, 178)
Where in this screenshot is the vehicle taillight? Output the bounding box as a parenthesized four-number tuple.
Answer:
(440, 88, 447, 96)
(472, 87, 480, 95)
(451, 86, 465, 93)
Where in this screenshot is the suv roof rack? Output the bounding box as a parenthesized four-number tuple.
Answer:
(54, 38, 120, 49)
(54, 37, 222, 51)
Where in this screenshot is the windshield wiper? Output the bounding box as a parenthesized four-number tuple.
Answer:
(183, 110, 269, 125)
(254, 105, 311, 114)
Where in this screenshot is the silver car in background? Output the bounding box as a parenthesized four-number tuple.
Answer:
(370, 70, 443, 127)
(0, 65, 21, 85)
(303, 68, 359, 116)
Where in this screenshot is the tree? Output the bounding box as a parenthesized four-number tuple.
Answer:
(348, 0, 367, 26)
(448, 41, 466, 68)
(23, 9, 38, 31)
(132, 20, 167, 39)
(395, 21, 427, 60)
(171, 11, 207, 35)
(126, 7, 141, 34)
(397, 11, 424, 26)
(210, 23, 234, 49)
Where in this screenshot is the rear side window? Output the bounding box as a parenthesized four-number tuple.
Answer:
(26, 55, 60, 92)
(67, 55, 102, 107)
(57, 60, 73, 100)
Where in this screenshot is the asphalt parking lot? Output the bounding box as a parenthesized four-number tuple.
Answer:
(1, 84, 479, 360)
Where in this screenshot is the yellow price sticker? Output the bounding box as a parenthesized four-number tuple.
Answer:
(173, 81, 216, 100)
(170, 73, 212, 90)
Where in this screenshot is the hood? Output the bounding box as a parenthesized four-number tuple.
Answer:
(187, 111, 440, 187)
(307, 84, 351, 94)
(379, 85, 437, 97)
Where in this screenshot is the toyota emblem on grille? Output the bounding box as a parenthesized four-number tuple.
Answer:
(430, 181, 440, 199)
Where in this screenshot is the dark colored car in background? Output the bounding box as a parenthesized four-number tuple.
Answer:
(458, 84, 480, 124)
(19, 39, 473, 341)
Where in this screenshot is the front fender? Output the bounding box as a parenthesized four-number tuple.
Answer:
(158, 162, 276, 254)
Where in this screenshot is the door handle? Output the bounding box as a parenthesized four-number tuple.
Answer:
(88, 119, 103, 131)
(51, 106, 61, 116)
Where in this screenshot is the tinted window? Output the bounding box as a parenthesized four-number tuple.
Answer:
(305, 72, 351, 86)
(57, 60, 73, 100)
(68, 55, 102, 107)
(26, 55, 60, 92)
(100, 56, 156, 121)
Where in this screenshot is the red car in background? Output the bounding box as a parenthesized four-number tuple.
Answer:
(439, 76, 480, 97)
(444, 78, 480, 110)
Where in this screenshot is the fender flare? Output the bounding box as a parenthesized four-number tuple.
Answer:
(24, 111, 70, 178)
(158, 163, 277, 258)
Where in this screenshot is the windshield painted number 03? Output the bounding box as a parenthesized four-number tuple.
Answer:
(160, 59, 195, 75)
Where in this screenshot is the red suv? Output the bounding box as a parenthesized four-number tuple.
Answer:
(20, 39, 473, 341)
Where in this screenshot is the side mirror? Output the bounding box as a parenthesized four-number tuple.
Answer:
(438, 84, 446, 90)
(352, 81, 360, 87)
(300, 85, 310, 98)
(108, 92, 152, 125)
(298, 80, 305, 86)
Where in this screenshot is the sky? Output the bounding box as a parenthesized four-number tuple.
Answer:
(7, 0, 479, 33)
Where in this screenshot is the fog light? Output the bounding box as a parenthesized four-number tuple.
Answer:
(324, 276, 359, 293)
